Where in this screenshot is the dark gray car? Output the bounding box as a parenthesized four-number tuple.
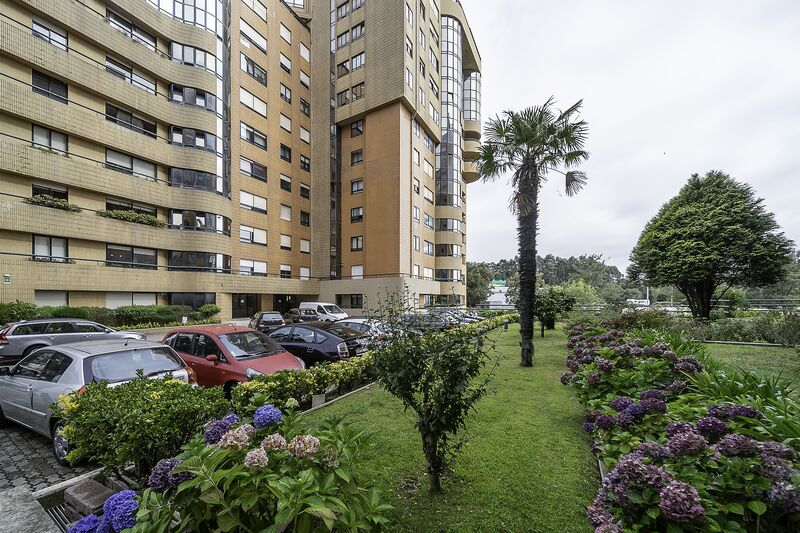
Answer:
(0, 319, 145, 361)
(0, 340, 189, 464)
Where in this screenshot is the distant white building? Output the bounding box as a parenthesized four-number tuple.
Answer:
(481, 280, 515, 310)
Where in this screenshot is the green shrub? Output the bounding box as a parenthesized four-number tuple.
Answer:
(97, 209, 166, 228)
(85, 307, 117, 327)
(24, 194, 82, 212)
(50, 306, 90, 319)
(0, 301, 44, 324)
(57, 375, 229, 477)
(199, 303, 221, 318)
(114, 305, 178, 326)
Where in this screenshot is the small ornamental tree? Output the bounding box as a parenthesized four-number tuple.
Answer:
(534, 286, 576, 336)
(629, 171, 794, 318)
(466, 261, 494, 307)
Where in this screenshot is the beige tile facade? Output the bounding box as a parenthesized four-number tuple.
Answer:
(0, 0, 479, 319)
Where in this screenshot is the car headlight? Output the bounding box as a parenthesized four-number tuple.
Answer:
(246, 368, 263, 379)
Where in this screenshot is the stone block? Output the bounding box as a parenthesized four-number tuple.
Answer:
(63, 479, 114, 517)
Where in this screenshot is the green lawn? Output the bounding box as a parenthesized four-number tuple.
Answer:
(304, 325, 597, 532)
(703, 342, 800, 381)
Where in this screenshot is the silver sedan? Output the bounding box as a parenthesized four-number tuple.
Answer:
(0, 340, 190, 464)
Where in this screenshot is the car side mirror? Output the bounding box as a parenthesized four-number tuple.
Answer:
(0, 367, 10, 376)
(206, 354, 219, 364)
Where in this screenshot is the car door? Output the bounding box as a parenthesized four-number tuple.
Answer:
(75, 322, 109, 340)
(30, 350, 75, 435)
(269, 326, 299, 353)
(193, 334, 230, 386)
(0, 349, 54, 429)
(291, 327, 324, 364)
(170, 332, 198, 374)
(44, 321, 81, 346)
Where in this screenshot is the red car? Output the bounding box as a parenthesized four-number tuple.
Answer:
(162, 325, 305, 391)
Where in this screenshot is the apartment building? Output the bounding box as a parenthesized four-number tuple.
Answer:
(0, 0, 480, 320)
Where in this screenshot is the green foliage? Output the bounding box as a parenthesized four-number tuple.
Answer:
(132, 414, 392, 532)
(629, 171, 795, 318)
(0, 301, 41, 323)
(97, 209, 166, 228)
(466, 262, 494, 307)
(114, 305, 187, 326)
(534, 286, 576, 332)
(57, 375, 229, 477)
(199, 303, 221, 318)
(564, 279, 602, 306)
(48, 305, 89, 319)
(24, 194, 82, 212)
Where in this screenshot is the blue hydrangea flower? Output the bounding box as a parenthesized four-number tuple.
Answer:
(203, 419, 232, 445)
(640, 389, 666, 402)
(695, 416, 728, 442)
(148, 458, 193, 491)
(595, 414, 616, 430)
(610, 396, 634, 412)
(640, 398, 667, 414)
(68, 514, 101, 533)
(583, 422, 596, 433)
(667, 431, 707, 457)
(102, 490, 138, 532)
(253, 404, 282, 429)
(223, 412, 241, 424)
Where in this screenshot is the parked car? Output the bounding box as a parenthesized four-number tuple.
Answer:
(0, 340, 191, 464)
(163, 325, 304, 391)
(401, 313, 451, 332)
(283, 308, 320, 323)
(0, 319, 145, 362)
(299, 302, 348, 322)
(268, 322, 366, 366)
(336, 317, 387, 338)
(248, 311, 285, 332)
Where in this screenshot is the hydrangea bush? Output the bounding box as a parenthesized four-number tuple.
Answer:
(564, 319, 800, 532)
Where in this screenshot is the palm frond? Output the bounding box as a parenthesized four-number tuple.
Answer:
(565, 170, 588, 197)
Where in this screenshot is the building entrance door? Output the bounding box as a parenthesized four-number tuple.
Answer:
(273, 295, 298, 315)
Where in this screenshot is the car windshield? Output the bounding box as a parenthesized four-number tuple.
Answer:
(300, 309, 317, 316)
(323, 305, 344, 314)
(87, 347, 184, 383)
(319, 324, 360, 340)
(264, 313, 282, 318)
(219, 331, 284, 358)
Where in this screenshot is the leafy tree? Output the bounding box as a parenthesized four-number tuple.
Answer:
(488, 257, 519, 280)
(478, 97, 589, 367)
(534, 287, 576, 336)
(506, 272, 520, 308)
(466, 262, 494, 307)
(629, 171, 794, 318)
(563, 279, 602, 305)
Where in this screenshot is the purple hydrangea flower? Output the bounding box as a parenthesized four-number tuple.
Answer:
(725, 404, 763, 419)
(715, 434, 758, 457)
(586, 499, 613, 527)
(102, 490, 138, 532)
(666, 421, 694, 437)
(595, 524, 623, 533)
(596, 358, 614, 372)
(694, 417, 728, 442)
(595, 414, 617, 430)
(583, 422, 596, 433)
(758, 441, 798, 461)
(674, 356, 703, 374)
(203, 419, 232, 445)
(560, 371, 575, 385)
(610, 396, 635, 413)
(618, 403, 647, 426)
(261, 433, 288, 452)
(587, 373, 601, 385)
(667, 431, 708, 456)
(585, 411, 600, 423)
(644, 463, 674, 489)
(253, 405, 283, 429)
(663, 350, 679, 362)
(658, 480, 705, 522)
(244, 448, 270, 468)
(767, 481, 800, 513)
(760, 454, 797, 482)
(223, 412, 240, 424)
(148, 458, 182, 491)
(640, 398, 668, 414)
(640, 389, 667, 402)
(68, 515, 101, 533)
(667, 379, 688, 394)
(286, 435, 320, 458)
(636, 441, 671, 460)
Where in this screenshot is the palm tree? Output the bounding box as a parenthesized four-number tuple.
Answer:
(477, 97, 589, 367)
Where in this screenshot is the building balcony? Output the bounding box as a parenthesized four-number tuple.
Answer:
(463, 138, 480, 160)
(463, 160, 480, 183)
(464, 119, 482, 139)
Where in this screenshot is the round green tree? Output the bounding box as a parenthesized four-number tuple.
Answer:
(628, 171, 794, 318)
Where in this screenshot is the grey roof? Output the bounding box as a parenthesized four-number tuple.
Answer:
(54, 340, 166, 358)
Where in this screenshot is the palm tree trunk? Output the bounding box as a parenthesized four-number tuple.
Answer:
(517, 181, 539, 367)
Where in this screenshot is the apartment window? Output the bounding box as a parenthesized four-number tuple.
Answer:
(423, 186, 434, 203)
(32, 71, 67, 104)
(419, 2, 426, 19)
(280, 23, 292, 43)
(280, 83, 292, 103)
(239, 224, 267, 245)
(405, 3, 413, 24)
(418, 87, 426, 107)
(436, 218, 462, 232)
(169, 210, 230, 235)
(419, 58, 426, 77)
(405, 67, 413, 89)
(240, 191, 267, 213)
(419, 28, 426, 48)
(352, 0, 364, 10)
(105, 104, 156, 138)
(337, 60, 350, 77)
(240, 259, 267, 276)
(105, 57, 156, 94)
(280, 204, 292, 221)
(169, 293, 216, 309)
(430, 23, 439, 47)
(300, 70, 310, 88)
(169, 168, 229, 196)
(351, 120, 363, 137)
(280, 174, 292, 191)
(279, 53, 292, 73)
(170, 85, 216, 112)
(300, 239, 311, 253)
(423, 159, 434, 177)
(171, 42, 217, 72)
(240, 88, 267, 116)
(424, 133, 434, 151)
(300, 267, 311, 280)
(351, 52, 365, 71)
(405, 36, 413, 57)
(351, 207, 363, 222)
(336, 294, 363, 309)
(413, 206, 420, 221)
(240, 19, 267, 53)
(32, 18, 67, 50)
(280, 234, 292, 250)
(429, 77, 439, 99)
(351, 82, 365, 101)
(424, 241, 434, 255)
(429, 102, 439, 122)
(337, 90, 349, 107)
(240, 122, 267, 150)
(351, 149, 364, 165)
(300, 42, 310, 62)
(413, 120, 420, 137)
(351, 265, 363, 279)
(33, 184, 67, 201)
(300, 183, 310, 198)
(337, 31, 349, 49)
(413, 149, 420, 166)
(105, 149, 156, 180)
(243, 0, 268, 20)
(424, 213, 434, 229)
(337, 2, 348, 19)
(352, 22, 365, 41)
(300, 127, 311, 144)
(413, 178, 420, 194)
(300, 99, 311, 116)
(424, 267, 434, 280)
(351, 178, 363, 194)
(280, 114, 292, 132)
(240, 157, 266, 181)
(33, 235, 68, 262)
(169, 253, 230, 273)
(436, 244, 462, 257)
(413, 235, 420, 251)
(32, 125, 67, 153)
(240, 53, 267, 85)
(107, 198, 156, 216)
(107, 245, 156, 269)
(300, 211, 310, 226)
(280, 144, 292, 162)
(169, 127, 217, 153)
(107, 10, 155, 49)
(280, 265, 292, 279)
(413, 264, 420, 277)
(430, 48, 439, 71)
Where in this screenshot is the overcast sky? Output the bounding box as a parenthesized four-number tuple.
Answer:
(462, 0, 800, 271)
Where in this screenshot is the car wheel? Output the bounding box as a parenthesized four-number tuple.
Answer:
(22, 344, 46, 357)
(52, 421, 70, 466)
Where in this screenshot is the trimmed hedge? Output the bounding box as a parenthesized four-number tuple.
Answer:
(97, 209, 166, 228)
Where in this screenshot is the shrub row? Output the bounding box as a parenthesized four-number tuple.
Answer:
(561, 318, 800, 532)
(97, 209, 166, 228)
(0, 301, 220, 328)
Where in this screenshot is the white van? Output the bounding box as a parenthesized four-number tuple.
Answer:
(300, 302, 348, 321)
